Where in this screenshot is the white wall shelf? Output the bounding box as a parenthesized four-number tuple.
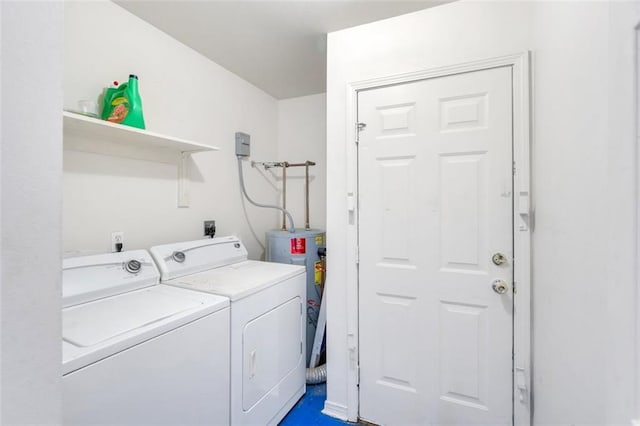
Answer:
(63, 111, 219, 207)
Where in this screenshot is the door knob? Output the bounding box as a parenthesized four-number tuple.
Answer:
(492, 252, 507, 265)
(492, 279, 509, 294)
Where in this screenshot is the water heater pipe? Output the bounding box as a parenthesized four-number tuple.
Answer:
(305, 162, 310, 230)
(237, 157, 295, 233)
(253, 161, 315, 169)
(248, 160, 317, 231)
(282, 162, 289, 230)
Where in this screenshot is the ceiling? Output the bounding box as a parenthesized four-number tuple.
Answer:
(115, 1, 450, 99)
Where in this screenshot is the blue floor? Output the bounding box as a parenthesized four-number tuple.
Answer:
(280, 384, 352, 425)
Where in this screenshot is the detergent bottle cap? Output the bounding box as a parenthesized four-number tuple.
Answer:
(129, 74, 138, 80)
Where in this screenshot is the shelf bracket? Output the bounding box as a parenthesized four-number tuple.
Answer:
(178, 152, 190, 208)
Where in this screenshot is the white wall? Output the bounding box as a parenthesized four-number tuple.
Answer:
(277, 93, 327, 231)
(1, 1, 63, 423)
(64, 1, 281, 260)
(326, 1, 640, 424)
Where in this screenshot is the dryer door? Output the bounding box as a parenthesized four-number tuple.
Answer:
(242, 296, 303, 411)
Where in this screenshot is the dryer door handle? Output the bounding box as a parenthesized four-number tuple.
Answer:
(249, 349, 257, 379)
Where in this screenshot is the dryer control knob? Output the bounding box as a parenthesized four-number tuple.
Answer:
(172, 251, 186, 263)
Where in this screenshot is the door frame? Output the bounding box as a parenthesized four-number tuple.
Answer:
(343, 52, 533, 425)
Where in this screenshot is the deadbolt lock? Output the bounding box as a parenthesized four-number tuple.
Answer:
(492, 279, 509, 295)
(492, 252, 507, 266)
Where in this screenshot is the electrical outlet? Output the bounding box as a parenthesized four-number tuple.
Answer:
(111, 231, 124, 252)
(204, 220, 216, 238)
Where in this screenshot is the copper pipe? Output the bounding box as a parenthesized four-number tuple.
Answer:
(305, 161, 311, 230)
(281, 162, 289, 230)
(286, 161, 316, 168)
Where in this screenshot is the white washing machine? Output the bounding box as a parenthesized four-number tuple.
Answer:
(62, 249, 231, 425)
(150, 236, 306, 426)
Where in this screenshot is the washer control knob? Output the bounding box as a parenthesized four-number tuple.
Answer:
(125, 259, 142, 274)
(172, 251, 186, 263)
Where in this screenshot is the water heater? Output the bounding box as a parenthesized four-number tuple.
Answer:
(266, 229, 325, 366)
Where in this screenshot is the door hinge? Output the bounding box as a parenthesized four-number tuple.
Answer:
(515, 367, 529, 403)
(356, 364, 360, 386)
(300, 341, 303, 355)
(355, 245, 360, 264)
(513, 161, 516, 176)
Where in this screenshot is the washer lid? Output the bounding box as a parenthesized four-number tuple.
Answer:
(167, 260, 305, 301)
(62, 284, 229, 374)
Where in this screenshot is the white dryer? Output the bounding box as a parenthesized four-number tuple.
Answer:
(62, 250, 230, 425)
(150, 236, 306, 426)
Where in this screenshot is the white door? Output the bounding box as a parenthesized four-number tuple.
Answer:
(358, 66, 513, 426)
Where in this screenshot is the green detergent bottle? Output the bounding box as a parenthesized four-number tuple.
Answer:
(102, 74, 146, 129)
